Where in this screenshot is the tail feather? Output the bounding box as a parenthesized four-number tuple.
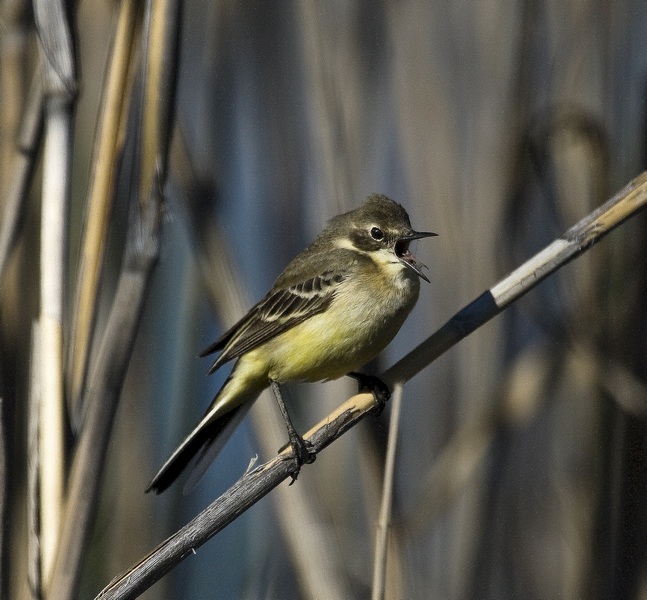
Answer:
(147, 356, 267, 494)
(182, 401, 253, 494)
(145, 407, 243, 495)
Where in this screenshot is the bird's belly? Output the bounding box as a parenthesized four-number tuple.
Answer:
(263, 276, 419, 382)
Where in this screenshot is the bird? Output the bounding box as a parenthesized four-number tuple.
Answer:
(146, 194, 436, 494)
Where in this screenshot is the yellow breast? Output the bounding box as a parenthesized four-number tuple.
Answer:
(259, 261, 420, 382)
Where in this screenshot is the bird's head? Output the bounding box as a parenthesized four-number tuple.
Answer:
(329, 194, 436, 282)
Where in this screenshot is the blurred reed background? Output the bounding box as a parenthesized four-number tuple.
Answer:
(1, 1, 647, 599)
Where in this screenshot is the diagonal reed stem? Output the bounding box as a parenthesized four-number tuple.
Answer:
(95, 172, 647, 600)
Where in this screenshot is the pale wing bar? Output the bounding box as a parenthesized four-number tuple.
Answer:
(204, 271, 346, 374)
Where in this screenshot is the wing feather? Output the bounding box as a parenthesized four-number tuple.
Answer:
(203, 270, 346, 375)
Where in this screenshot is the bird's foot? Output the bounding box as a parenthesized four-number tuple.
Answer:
(270, 379, 316, 483)
(282, 432, 316, 485)
(347, 372, 391, 415)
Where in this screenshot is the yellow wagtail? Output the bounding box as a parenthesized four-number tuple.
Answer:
(147, 194, 435, 493)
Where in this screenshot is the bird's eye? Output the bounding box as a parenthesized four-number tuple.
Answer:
(370, 227, 384, 241)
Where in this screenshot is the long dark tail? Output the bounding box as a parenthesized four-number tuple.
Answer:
(146, 359, 266, 495)
(145, 406, 244, 494)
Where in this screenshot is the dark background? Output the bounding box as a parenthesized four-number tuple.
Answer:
(2, 1, 647, 598)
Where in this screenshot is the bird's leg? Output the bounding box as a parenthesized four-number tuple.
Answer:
(270, 380, 316, 483)
(347, 372, 391, 415)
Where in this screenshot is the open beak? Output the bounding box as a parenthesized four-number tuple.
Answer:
(395, 231, 437, 283)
